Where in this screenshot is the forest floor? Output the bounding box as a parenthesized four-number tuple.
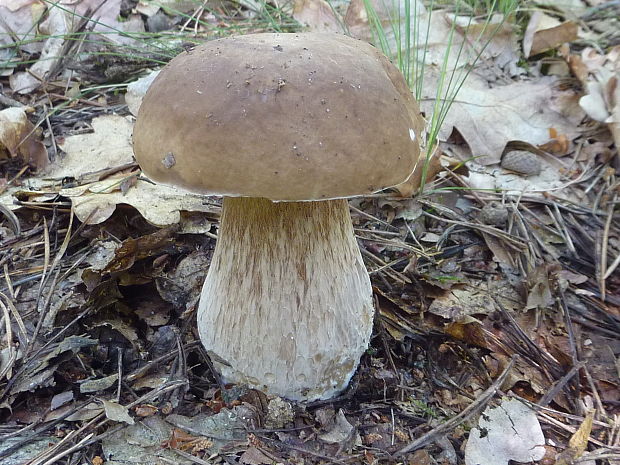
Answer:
(0, 0, 619, 464)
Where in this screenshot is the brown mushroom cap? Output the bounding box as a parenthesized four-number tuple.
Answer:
(133, 33, 423, 201)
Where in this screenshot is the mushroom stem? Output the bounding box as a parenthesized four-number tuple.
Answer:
(198, 197, 374, 401)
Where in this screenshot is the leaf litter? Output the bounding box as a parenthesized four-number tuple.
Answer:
(0, 0, 618, 464)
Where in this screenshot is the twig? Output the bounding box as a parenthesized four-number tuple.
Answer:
(349, 204, 399, 231)
(0, 297, 16, 380)
(360, 247, 410, 285)
(0, 306, 92, 402)
(537, 362, 583, 408)
(38, 433, 94, 465)
(537, 411, 620, 450)
(598, 194, 616, 300)
(171, 448, 215, 465)
(0, 204, 21, 235)
(582, 364, 608, 419)
(117, 347, 123, 403)
(259, 435, 352, 465)
(421, 210, 527, 251)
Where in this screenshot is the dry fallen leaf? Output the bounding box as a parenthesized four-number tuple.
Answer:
(523, 12, 578, 58)
(535, 0, 587, 20)
(292, 0, 342, 33)
(9, 0, 144, 92)
(577, 47, 620, 149)
(0, 1, 45, 74)
(102, 399, 135, 425)
(240, 447, 275, 465)
(0, 107, 48, 169)
(9, 5, 68, 94)
(526, 265, 556, 310)
(318, 409, 355, 445)
(55, 114, 134, 178)
(60, 177, 218, 226)
(80, 374, 119, 393)
(465, 397, 546, 465)
(453, 13, 522, 76)
(125, 70, 161, 116)
(346, 1, 519, 76)
(51, 114, 218, 226)
(425, 74, 583, 165)
(345, 1, 464, 69)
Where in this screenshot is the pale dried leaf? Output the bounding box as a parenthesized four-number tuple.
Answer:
(429, 288, 494, 319)
(126, 70, 160, 116)
(579, 90, 608, 121)
(0, 2, 44, 70)
(293, 0, 342, 33)
(9, 5, 67, 93)
(556, 409, 595, 465)
(80, 374, 119, 393)
(0, 107, 48, 169)
(424, 74, 583, 165)
(45, 402, 104, 422)
(0, 436, 59, 465)
(526, 266, 555, 309)
(52, 115, 218, 225)
(153, 0, 200, 14)
(465, 398, 545, 465)
(575, 47, 620, 148)
(568, 409, 594, 455)
(481, 232, 516, 268)
(62, 0, 144, 43)
(102, 399, 135, 425)
(50, 390, 74, 410)
(524, 12, 578, 57)
(54, 115, 134, 178)
(166, 408, 248, 441)
(453, 13, 522, 76)
(465, 159, 578, 198)
(135, 1, 160, 16)
(102, 416, 194, 464)
(132, 373, 169, 390)
(345, 1, 465, 68)
(60, 178, 219, 226)
(318, 409, 355, 444)
(346, 1, 518, 75)
(535, 0, 587, 19)
(0, 0, 37, 10)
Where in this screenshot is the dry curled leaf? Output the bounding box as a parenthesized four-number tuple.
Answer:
(523, 12, 578, 58)
(0, 107, 48, 169)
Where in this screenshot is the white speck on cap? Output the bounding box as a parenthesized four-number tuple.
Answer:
(409, 128, 416, 141)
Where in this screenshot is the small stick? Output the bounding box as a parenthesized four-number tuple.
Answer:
(117, 348, 123, 403)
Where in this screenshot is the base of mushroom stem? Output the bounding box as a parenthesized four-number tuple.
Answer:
(197, 197, 374, 401)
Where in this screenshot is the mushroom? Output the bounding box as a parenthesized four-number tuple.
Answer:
(133, 33, 423, 401)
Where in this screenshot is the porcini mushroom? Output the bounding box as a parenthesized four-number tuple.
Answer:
(133, 33, 423, 401)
